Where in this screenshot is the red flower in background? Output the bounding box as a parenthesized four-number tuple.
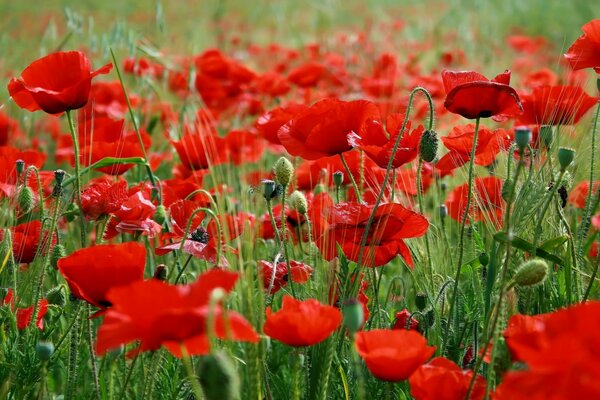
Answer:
(264, 296, 342, 347)
(255, 103, 308, 145)
(80, 178, 128, 220)
(58, 242, 146, 308)
(436, 124, 508, 171)
(79, 81, 139, 120)
(0, 146, 46, 199)
(172, 125, 224, 170)
(0, 112, 23, 146)
(393, 309, 419, 330)
(103, 184, 162, 240)
(355, 329, 435, 382)
(568, 180, 599, 209)
(96, 269, 259, 357)
(278, 98, 379, 160)
(287, 62, 328, 88)
(564, 19, 600, 73)
(259, 260, 313, 294)
(517, 85, 598, 126)
(222, 129, 266, 165)
(2, 289, 48, 330)
(409, 357, 487, 400)
(8, 51, 112, 114)
(316, 201, 429, 268)
(442, 70, 523, 120)
(445, 176, 504, 226)
(0, 221, 56, 264)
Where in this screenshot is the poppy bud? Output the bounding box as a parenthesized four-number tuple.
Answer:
(438, 204, 448, 219)
(313, 183, 327, 195)
(54, 169, 65, 187)
(153, 204, 167, 225)
(50, 244, 66, 269)
(273, 157, 294, 187)
(419, 130, 438, 162)
(514, 126, 531, 151)
(479, 252, 489, 266)
(15, 159, 25, 176)
(514, 259, 548, 287)
(46, 286, 67, 307)
(557, 147, 575, 171)
(35, 341, 55, 361)
(539, 125, 553, 149)
(501, 178, 514, 202)
(415, 293, 427, 311)
(64, 203, 79, 222)
(261, 179, 281, 201)
(289, 190, 308, 215)
(198, 350, 240, 400)
(333, 171, 344, 188)
(17, 186, 34, 214)
(153, 264, 168, 281)
(440, 182, 447, 192)
(342, 299, 364, 333)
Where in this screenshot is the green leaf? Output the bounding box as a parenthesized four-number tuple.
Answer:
(539, 235, 569, 251)
(493, 232, 565, 266)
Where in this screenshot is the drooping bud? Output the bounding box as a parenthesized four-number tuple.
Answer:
(273, 157, 294, 187)
(342, 299, 364, 333)
(333, 170, 344, 188)
(557, 147, 575, 171)
(419, 130, 438, 162)
(46, 285, 67, 307)
(501, 179, 514, 202)
(17, 186, 34, 214)
(50, 244, 66, 269)
(415, 293, 427, 311)
(539, 125, 553, 149)
(198, 351, 240, 400)
(261, 179, 282, 201)
(36, 341, 55, 361)
(153, 204, 167, 225)
(289, 190, 308, 215)
(514, 259, 548, 287)
(514, 126, 532, 151)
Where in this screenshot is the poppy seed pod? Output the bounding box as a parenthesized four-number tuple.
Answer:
(419, 130, 438, 162)
(198, 351, 240, 400)
(415, 293, 427, 311)
(514, 259, 548, 287)
(261, 179, 281, 201)
(17, 186, 34, 214)
(273, 157, 294, 187)
(558, 147, 576, 171)
(50, 244, 66, 269)
(333, 170, 344, 188)
(479, 252, 490, 266)
(342, 298, 365, 333)
(35, 341, 55, 361)
(15, 159, 25, 176)
(153, 204, 167, 225)
(289, 190, 308, 215)
(514, 126, 532, 151)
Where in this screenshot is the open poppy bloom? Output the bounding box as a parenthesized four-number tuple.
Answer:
(255, 103, 308, 146)
(3, 289, 48, 330)
(316, 201, 429, 268)
(277, 98, 380, 160)
(564, 19, 600, 73)
(57, 242, 146, 308)
(264, 295, 342, 347)
(355, 329, 435, 382)
(95, 268, 259, 357)
(103, 184, 162, 240)
(442, 70, 523, 120)
(258, 260, 313, 294)
(172, 125, 224, 170)
(393, 309, 419, 331)
(517, 85, 598, 126)
(0, 221, 56, 264)
(409, 357, 487, 400)
(8, 51, 112, 115)
(80, 178, 128, 221)
(436, 124, 508, 171)
(568, 181, 600, 209)
(494, 301, 600, 399)
(445, 176, 505, 226)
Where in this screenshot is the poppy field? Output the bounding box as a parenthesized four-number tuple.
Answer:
(2, 1, 600, 399)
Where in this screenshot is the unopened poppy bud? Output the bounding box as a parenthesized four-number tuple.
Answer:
(479, 252, 490, 266)
(261, 179, 281, 201)
(64, 203, 79, 222)
(342, 299, 364, 333)
(333, 170, 344, 188)
(54, 169, 65, 187)
(514, 126, 531, 151)
(273, 157, 294, 187)
(514, 259, 548, 287)
(153, 264, 168, 281)
(539, 125, 553, 149)
(36, 341, 55, 361)
(289, 190, 308, 215)
(46, 285, 67, 307)
(153, 204, 167, 225)
(558, 147, 575, 171)
(415, 292, 427, 311)
(313, 183, 327, 195)
(501, 179, 514, 202)
(199, 350, 240, 400)
(18, 186, 34, 213)
(15, 159, 25, 176)
(50, 244, 66, 269)
(438, 204, 448, 219)
(425, 309, 435, 328)
(419, 130, 439, 162)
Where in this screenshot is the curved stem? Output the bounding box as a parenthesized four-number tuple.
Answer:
(339, 153, 361, 202)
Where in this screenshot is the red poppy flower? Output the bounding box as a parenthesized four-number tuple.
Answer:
(568, 181, 600, 209)
(264, 295, 342, 347)
(0, 146, 46, 199)
(222, 129, 266, 166)
(445, 176, 504, 226)
(502, 313, 547, 362)
(564, 19, 600, 73)
(277, 98, 380, 160)
(255, 103, 308, 145)
(58, 242, 146, 308)
(103, 185, 162, 240)
(395, 164, 435, 197)
(517, 85, 598, 126)
(442, 70, 523, 120)
(316, 201, 429, 268)
(355, 329, 435, 382)
(172, 125, 224, 170)
(96, 268, 259, 357)
(16, 299, 48, 330)
(79, 81, 139, 120)
(8, 51, 112, 114)
(409, 357, 487, 400)
(259, 260, 313, 294)
(436, 124, 509, 171)
(287, 62, 328, 88)
(0, 221, 56, 264)
(349, 114, 424, 169)
(80, 178, 128, 221)
(393, 309, 419, 330)
(0, 112, 22, 146)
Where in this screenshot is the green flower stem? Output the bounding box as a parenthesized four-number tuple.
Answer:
(292, 351, 301, 400)
(65, 110, 88, 247)
(66, 304, 82, 400)
(339, 153, 362, 202)
(532, 170, 566, 253)
(583, 254, 600, 301)
(86, 304, 101, 400)
(443, 116, 481, 353)
(266, 199, 282, 249)
(417, 158, 434, 292)
(181, 345, 204, 399)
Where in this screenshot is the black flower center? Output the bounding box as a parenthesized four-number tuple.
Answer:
(190, 227, 210, 244)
